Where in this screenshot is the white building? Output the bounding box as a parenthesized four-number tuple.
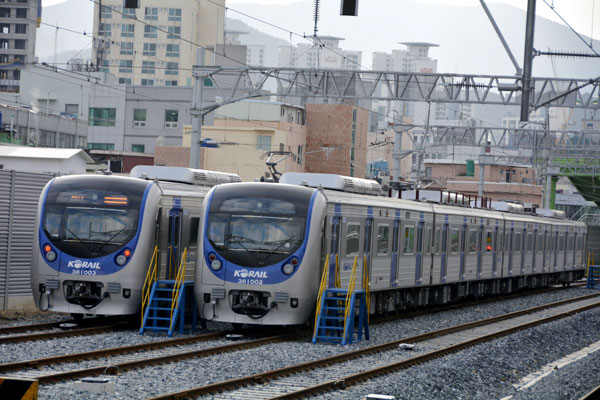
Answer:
(92, 0, 225, 87)
(0, 146, 93, 174)
(279, 36, 362, 70)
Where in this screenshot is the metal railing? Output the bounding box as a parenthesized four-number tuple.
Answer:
(141, 246, 159, 328)
(169, 247, 188, 332)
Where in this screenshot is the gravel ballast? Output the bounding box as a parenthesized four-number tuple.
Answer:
(0, 287, 598, 399)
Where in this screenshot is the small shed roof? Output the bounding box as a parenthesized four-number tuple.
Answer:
(0, 146, 94, 163)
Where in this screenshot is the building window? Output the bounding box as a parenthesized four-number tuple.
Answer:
(65, 104, 78, 115)
(144, 25, 157, 38)
(0, 39, 8, 49)
(165, 80, 178, 87)
(98, 23, 111, 37)
(143, 43, 156, 56)
(88, 142, 115, 150)
(118, 77, 131, 85)
(165, 62, 178, 75)
(14, 39, 25, 49)
(123, 7, 136, 19)
(165, 110, 178, 128)
(100, 5, 111, 19)
(256, 135, 271, 152)
(0, 8, 10, 18)
(121, 24, 134, 37)
(167, 26, 180, 39)
(144, 7, 158, 20)
(133, 109, 146, 127)
(100, 59, 109, 72)
(119, 59, 132, 73)
(166, 44, 179, 57)
(168, 8, 181, 21)
(141, 79, 154, 86)
(142, 61, 155, 74)
(132, 144, 145, 153)
(297, 145, 303, 164)
(88, 108, 116, 127)
(15, 24, 26, 34)
(120, 42, 134, 55)
(15, 8, 27, 18)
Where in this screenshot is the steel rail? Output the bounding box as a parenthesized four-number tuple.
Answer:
(147, 292, 600, 400)
(0, 322, 132, 345)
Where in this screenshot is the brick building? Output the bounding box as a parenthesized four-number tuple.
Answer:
(305, 104, 369, 177)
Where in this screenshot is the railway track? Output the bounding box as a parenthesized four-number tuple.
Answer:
(146, 292, 600, 400)
(0, 321, 134, 344)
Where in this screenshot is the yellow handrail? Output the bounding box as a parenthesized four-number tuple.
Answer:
(169, 247, 188, 331)
(141, 245, 159, 328)
(363, 255, 371, 323)
(342, 256, 358, 341)
(312, 254, 330, 339)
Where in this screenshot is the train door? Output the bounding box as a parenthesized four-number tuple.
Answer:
(364, 213, 373, 288)
(520, 228, 527, 275)
(507, 227, 514, 276)
(481, 226, 494, 279)
(328, 214, 341, 288)
(415, 219, 424, 285)
(543, 228, 549, 272)
(340, 217, 362, 290)
(389, 211, 400, 287)
(373, 218, 391, 289)
(476, 224, 484, 279)
(552, 228, 559, 271)
(459, 220, 467, 281)
(531, 229, 537, 274)
(424, 224, 433, 286)
(440, 220, 449, 283)
(167, 207, 183, 279)
(447, 223, 461, 282)
(179, 214, 200, 281)
(563, 231, 569, 270)
(465, 224, 478, 280)
(492, 224, 499, 277)
(399, 216, 417, 287)
(571, 233, 577, 269)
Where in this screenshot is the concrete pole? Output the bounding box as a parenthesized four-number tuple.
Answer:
(520, 0, 536, 122)
(190, 48, 205, 169)
(393, 125, 401, 183)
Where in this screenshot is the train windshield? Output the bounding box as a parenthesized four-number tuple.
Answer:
(43, 177, 149, 258)
(207, 184, 314, 267)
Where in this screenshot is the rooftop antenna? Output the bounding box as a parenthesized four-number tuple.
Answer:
(313, 0, 320, 37)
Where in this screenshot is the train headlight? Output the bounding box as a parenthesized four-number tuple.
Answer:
(282, 263, 294, 275)
(116, 255, 127, 266)
(210, 259, 222, 271)
(45, 251, 57, 262)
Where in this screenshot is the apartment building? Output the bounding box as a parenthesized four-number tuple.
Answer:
(0, 0, 38, 93)
(92, 0, 225, 87)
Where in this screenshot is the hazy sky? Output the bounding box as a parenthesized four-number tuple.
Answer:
(40, 0, 600, 41)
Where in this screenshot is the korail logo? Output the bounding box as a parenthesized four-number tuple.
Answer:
(67, 260, 101, 269)
(233, 269, 268, 279)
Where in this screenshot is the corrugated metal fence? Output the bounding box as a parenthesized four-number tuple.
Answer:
(0, 170, 54, 311)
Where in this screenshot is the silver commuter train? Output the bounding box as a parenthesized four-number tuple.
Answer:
(195, 173, 587, 326)
(31, 166, 240, 317)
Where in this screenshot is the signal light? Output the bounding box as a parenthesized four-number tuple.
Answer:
(44, 244, 52, 252)
(123, 249, 131, 257)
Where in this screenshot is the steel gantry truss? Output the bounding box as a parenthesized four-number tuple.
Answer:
(194, 66, 600, 176)
(198, 66, 600, 109)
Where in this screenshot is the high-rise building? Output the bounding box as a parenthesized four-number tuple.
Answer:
(0, 0, 39, 93)
(92, 0, 225, 87)
(279, 36, 361, 70)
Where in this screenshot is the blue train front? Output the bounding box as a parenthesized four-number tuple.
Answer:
(195, 183, 327, 326)
(31, 175, 161, 317)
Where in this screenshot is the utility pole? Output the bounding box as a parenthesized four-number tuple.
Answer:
(520, 0, 536, 122)
(190, 48, 205, 169)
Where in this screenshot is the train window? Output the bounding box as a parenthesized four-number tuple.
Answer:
(526, 233, 533, 252)
(450, 228, 460, 254)
(377, 225, 389, 255)
(537, 233, 544, 251)
(346, 223, 360, 256)
(559, 234, 565, 251)
(392, 222, 399, 254)
(514, 232, 522, 252)
(434, 228, 441, 254)
(468, 230, 477, 253)
(507, 231, 512, 251)
(485, 231, 492, 253)
(425, 227, 432, 254)
(404, 226, 415, 254)
(568, 236, 574, 251)
(189, 217, 200, 247)
(460, 227, 466, 253)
